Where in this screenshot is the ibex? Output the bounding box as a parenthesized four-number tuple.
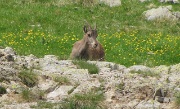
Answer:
(70, 22, 105, 61)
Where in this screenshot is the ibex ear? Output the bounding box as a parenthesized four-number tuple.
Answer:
(83, 25, 88, 33)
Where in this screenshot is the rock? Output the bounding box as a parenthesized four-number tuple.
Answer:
(0, 47, 16, 62)
(0, 47, 180, 109)
(136, 100, 161, 109)
(47, 85, 74, 101)
(143, 5, 178, 21)
(100, 0, 121, 7)
(63, 69, 90, 83)
(129, 65, 151, 72)
(157, 97, 171, 103)
(140, 0, 151, 2)
(39, 56, 73, 74)
(173, 11, 180, 19)
(0, 64, 18, 81)
(159, 0, 179, 3)
(37, 78, 58, 92)
(3, 47, 16, 56)
(15, 54, 39, 69)
(71, 78, 101, 94)
(2, 102, 37, 109)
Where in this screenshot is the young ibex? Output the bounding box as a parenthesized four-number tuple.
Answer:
(70, 23, 105, 61)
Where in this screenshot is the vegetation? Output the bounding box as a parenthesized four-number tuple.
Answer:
(61, 91, 106, 109)
(0, 0, 179, 67)
(174, 92, 180, 109)
(30, 89, 105, 109)
(130, 70, 160, 77)
(21, 89, 34, 102)
(52, 75, 71, 85)
(0, 86, 7, 95)
(21, 89, 45, 102)
(31, 101, 60, 109)
(73, 60, 99, 74)
(18, 70, 38, 87)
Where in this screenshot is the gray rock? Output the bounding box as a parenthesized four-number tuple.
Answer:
(37, 78, 58, 92)
(157, 97, 171, 103)
(63, 69, 90, 83)
(0, 47, 180, 109)
(136, 100, 161, 109)
(3, 47, 16, 56)
(173, 11, 180, 19)
(129, 65, 151, 72)
(47, 85, 73, 101)
(140, 0, 151, 2)
(99, 0, 121, 7)
(0, 64, 18, 81)
(71, 78, 101, 94)
(2, 102, 37, 109)
(159, 0, 179, 3)
(0, 47, 16, 62)
(143, 5, 178, 21)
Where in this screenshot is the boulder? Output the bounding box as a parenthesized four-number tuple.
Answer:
(143, 5, 178, 21)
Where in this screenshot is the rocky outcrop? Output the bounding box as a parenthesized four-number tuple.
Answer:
(0, 47, 180, 109)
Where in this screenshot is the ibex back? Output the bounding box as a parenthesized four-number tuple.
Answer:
(70, 23, 105, 61)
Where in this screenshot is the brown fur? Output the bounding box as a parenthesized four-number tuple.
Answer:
(70, 23, 105, 61)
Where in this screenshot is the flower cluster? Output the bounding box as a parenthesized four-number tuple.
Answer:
(99, 31, 180, 66)
(0, 30, 179, 66)
(0, 30, 79, 57)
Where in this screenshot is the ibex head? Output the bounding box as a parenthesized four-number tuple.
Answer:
(83, 22, 98, 48)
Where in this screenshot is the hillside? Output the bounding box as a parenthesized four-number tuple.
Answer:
(0, 0, 180, 108)
(0, 0, 179, 67)
(0, 47, 180, 109)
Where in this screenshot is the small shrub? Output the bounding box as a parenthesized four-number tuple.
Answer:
(0, 86, 6, 95)
(31, 101, 60, 109)
(53, 75, 71, 85)
(174, 92, 180, 109)
(21, 89, 34, 102)
(21, 89, 45, 102)
(18, 70, 38, 87)
(73, 60, 99, 74)
(61, 91, 106, 109)
(130, 70, 159, 78)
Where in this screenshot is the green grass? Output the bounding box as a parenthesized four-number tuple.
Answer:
(21, 89, 37, 102)
(31, 101, 60, 109)
(21, 89, 45, 102)
(52, 75, 71, 85)
(0, 0, 179, 67)
(130, 70, 160, 77)
(174, 92, 180, 109)
(61, 91, 105, 109)
(73, 60, 99, 74)
(18, 70, 38, 87)
(0, 86, 7, 95)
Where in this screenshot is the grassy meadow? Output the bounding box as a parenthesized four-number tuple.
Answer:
(0, 0, 179, 67)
